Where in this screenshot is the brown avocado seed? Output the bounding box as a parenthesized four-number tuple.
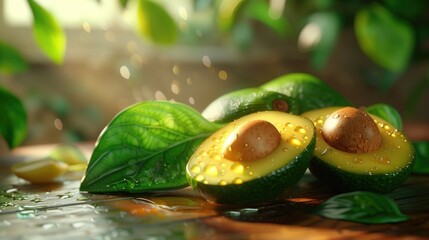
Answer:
(223, 120, 281, 161)
(322, 107, 381, 153)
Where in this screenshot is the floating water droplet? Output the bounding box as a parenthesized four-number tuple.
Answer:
(204, 165, 218, 176)
(231, 163, 244, 174)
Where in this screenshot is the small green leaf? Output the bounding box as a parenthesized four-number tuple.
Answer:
(313, 191, 409, 224)
(244, 0, 289, 37)
(136, 0, 178, 45)
(80, 101, 222, 193)
(0, 41, 28, 74)
(0, 87, 27, 148)
(217, 0, 246, 32)
(412, 141, 429, 174)
(355, 3, 414, 73)
(366, 103, 402, 131)
(307, 11, 341, 70)
(28, 0, 66, 64)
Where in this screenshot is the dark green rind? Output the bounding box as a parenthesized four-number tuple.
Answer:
(261, 73, 350, 113)
(202, 88, 301, 124)
(309, 152, 415, 193)
(187, 133, 316, 205)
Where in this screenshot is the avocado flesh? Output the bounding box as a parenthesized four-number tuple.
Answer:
(302, 107, 415, 193)
(186, 111, 315, 204)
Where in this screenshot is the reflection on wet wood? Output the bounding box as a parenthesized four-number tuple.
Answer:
(1, 144, 429, 239)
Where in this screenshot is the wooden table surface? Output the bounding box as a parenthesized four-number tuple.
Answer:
(1, 143, 428, 240)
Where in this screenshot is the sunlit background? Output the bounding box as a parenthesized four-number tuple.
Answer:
(0, 0, 428, 145)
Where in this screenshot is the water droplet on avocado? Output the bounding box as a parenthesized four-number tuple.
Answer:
(353, 158, 363, 164)
(204, 165, 218, 176)
(191, 165, 201, 174)
(288, 137, 302, 146)
(195, 174, 205, 182)
(233, 178, 243, 184)
(294, 126, 306, 134)
(379, 157, 391, 165)
(219, 180, 227, 186)
(231, 163, 244, 174)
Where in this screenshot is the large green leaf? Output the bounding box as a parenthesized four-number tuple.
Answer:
(313, 191, 409, 224)
(28, 0, 66, 64)
(355, 3, 414, 73)
(0, 41, 28, 74)
(80, 101, 222, 193)
(0, 87, 27, 148)
(306, 12, 341, 70)
(136, 0, 178, 45)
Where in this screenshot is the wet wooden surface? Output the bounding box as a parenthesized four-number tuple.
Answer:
(1, 143, 429, 240)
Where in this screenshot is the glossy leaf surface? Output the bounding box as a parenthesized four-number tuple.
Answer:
(80, 101, 221, 193)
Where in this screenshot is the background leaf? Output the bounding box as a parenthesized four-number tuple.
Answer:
(136, 0, 178, 45)
(28, 0, 66, 64)
(355, 3, 414, 73)
(0, 41, 28, 74)
(244, 0, 289, 37)
(307, 11, 341, 70)
(412, 141, 429, 174)
(217, 0, 246, 32)
(313, 191, 409, 224)
(366, 103, 403, 131)
(0, 87, 27, 148)
(80, 101, 222, 193)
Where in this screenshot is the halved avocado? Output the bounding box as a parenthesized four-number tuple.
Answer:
(202, 87, 300, 124)
(186, 111, 315, 205)
(302, 107, 415, 193)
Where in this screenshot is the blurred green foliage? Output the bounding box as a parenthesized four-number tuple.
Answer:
(0, 0, 428, 147)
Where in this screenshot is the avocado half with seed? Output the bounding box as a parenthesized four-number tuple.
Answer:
(302, 107, 415, 193)
(186, 111, 316, 205)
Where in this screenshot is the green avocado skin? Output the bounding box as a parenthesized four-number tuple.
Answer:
(187, 133, 316, 205)
(202, 87, 300, 124)
(261, 73, 350, 113)
(309, 154, 415, 193)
